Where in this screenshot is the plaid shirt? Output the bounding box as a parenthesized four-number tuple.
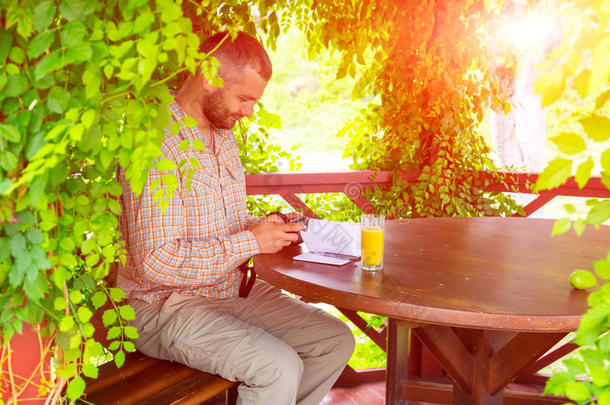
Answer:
(117, 100, 260, 303)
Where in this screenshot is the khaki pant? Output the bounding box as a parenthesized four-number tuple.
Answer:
(129, 280, 355, 405)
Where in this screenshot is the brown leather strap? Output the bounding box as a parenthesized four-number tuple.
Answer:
(238, 262, 256, 298)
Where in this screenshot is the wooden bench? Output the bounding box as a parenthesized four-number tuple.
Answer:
(83, 351, 238, 405)
(82, 265, 239, 404)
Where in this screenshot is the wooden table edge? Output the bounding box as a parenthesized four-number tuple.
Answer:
(255, 257, 583, 333)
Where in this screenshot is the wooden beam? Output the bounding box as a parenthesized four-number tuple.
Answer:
(413, 326, 474, 393)
(488, 333, 566, 394)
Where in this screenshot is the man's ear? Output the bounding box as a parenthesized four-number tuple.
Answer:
(200, 73, 212, 91)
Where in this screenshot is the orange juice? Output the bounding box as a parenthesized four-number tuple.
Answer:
(361, 227, 384, 266)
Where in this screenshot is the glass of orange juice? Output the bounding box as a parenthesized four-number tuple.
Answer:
(361, 214, 385, 271)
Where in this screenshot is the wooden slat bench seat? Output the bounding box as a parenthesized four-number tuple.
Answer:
(83, 351, 238, 405)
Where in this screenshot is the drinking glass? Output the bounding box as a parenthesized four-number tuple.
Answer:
(361, 214, 385, 271)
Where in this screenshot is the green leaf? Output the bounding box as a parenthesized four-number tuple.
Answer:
(59, 237, 75, 252)
(108, 340, 120, 351)
(54, 297, 65, 311)
(66, 375, 86, 400)
(82, 363, 98, 379)
(106, 326, 121, 340)
(550, 132, 586, 155)
(59, 315, 75, 332)
(114, 350, 126, 368)
(123, 341, 136, 352)
(118, 305, 135, 321)
(564, 381, 590, 402)
(26, 227, 44, 244)
(598, 390, 610, 405)
(69, 290, 82, 304)
(590, 365, 610, 386)
(0, 124, 21, 143)
(183, 116, 198, 127)
(9, 234, 26, 256)
(586, 201, 610, 226)
(594, 258, 610, 280)
(82, 323, 94, 338)
(106, 181, 123, 197)
(534, 66, 565, 108)
(47, 86, 70, 114)
(85, 252, 99, 268)
(551, 218, 571, 236)
(133, 11, 155, 34)
(192, 139, 205, 151)
(170, 121, 181, 136)
(575, 158, 594, 189)
(9, 48, 24, 63)
(109, 287, 125, 302)
(33, 1, 57, 31)
(602, 149, 610, 173)
(59, 0, 86, 21)
(535, 158, 572, 191)
(108, 199, 122, 215)
(60, 21, 87, 48)
(596, 89, 610, 110)
(102, 309, 117, 326)
(0, 32, 11, 64)
(64, 41, 92, 64)
(81, 110, 96, 129)
(543, 373, 571, 396)
(8, 262, 26, 287)
(34, 50, 62, 80)
(157, 158, 177, 171)
(91, 291, 107, 309)
(5, 73, 29, 97)
(573, 69, 591, 99)
(77, 306, 93, 323)
(0, 178, 12, 194)
(124, 325, 139, 339)
(579, 114, 610, 142)
(27, 31, 55, 59)
(0, 151, 18, 171)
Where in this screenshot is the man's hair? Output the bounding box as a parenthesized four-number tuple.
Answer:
(200, 31, 272, 83)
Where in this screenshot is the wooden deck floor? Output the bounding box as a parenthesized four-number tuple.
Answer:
(321, 381, 386, 405)
(201, 381, 387, 405)
(203, 379, 548, 404)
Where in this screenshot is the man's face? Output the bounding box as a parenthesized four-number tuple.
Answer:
(201, 67, 268, 129)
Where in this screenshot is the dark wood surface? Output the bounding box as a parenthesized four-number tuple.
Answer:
(83, 351, 237, 405)
(255, 217, 609, 332)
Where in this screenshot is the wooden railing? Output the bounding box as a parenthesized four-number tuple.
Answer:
(245, 170, 610, 386)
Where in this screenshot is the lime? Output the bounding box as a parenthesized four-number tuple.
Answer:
(569, 270, 598, 290)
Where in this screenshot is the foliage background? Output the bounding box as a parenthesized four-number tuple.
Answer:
(1, 0, 607, 402)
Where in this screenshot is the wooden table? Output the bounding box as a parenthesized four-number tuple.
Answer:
(254, 217, 610, 404)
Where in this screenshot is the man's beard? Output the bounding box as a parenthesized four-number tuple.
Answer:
(202, 88, 241, 130)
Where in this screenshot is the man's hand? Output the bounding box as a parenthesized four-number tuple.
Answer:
(260, 212, 302, 225)
(251, 222, 305, 254)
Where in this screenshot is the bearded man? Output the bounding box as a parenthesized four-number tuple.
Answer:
(117, 31, 355, 405)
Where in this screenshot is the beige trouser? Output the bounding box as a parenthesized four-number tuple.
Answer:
(128, 280, 355, 405)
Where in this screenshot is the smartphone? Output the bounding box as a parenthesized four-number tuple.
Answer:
(288, 215, 309, 230)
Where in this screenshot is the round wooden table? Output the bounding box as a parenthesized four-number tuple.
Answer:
(254, 217, 610, 404)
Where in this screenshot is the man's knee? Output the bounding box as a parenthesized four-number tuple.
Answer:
(248, 343, 304, 388)
(334, 319, 356, 363)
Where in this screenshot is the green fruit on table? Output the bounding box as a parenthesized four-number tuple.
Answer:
(569, 270, 598, 290)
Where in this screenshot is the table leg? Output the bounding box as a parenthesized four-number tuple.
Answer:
(452, 330, 503, 405)
(411, 326, 566, 405)
(387, 319, 411, 405)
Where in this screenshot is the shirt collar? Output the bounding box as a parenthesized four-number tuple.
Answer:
(168, 91, 229, 142)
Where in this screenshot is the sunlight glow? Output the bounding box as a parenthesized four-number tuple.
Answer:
(501, 12, 556, 54)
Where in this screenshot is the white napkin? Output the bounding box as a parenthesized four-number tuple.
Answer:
(293, 219, 361, 266)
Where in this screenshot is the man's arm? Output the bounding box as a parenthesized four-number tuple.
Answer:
(129, 162, 303, 289)
(125, 159, 258, 288)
